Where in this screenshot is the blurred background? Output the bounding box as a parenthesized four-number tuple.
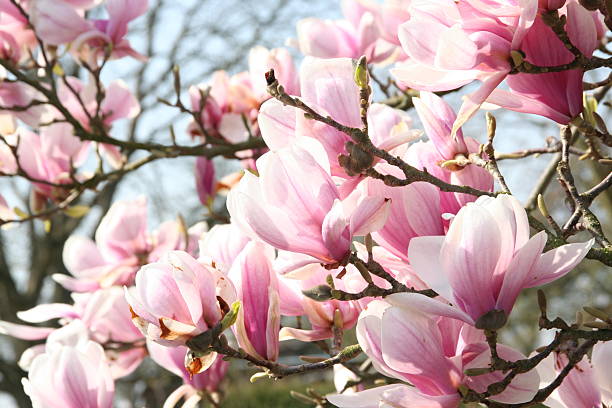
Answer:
(0, 0, 610, 406)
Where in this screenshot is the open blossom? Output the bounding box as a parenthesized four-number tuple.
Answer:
(125, 250, 237, 350)
(30, 0, 148, 62)
(407, 91, 493, 214)
(258, 57, 419, 192)
(229, 241, 280, 361)
(14, 125, 90, 207)
(57, 76, 140, 131)
(294, 0, 396, 63)
(393, 0, 538, 132)
(57, 197, 203, 292)
(487, 1, 603, 124)
(22, 321, 115, 408)
(0, 0, 36, 62)
(0, 288, 146, 378)
(329, 295, 540, 407)
(147, 340, 228, 408)
(278, 265, 361, 342)
(227, 140, 390, 265)
(188, 46, 298, 145)
(537, 342, 612, 408)
(0, 79, 49, 129)
(408, 195, 594, 324)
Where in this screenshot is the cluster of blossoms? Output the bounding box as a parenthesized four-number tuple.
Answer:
(0, 0, 611, 407)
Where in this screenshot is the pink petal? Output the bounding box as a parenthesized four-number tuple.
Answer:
(495, 231, 547, 315)
(0, 321, 53, 340)
(452, 71, 507, 136)
(526, 239, 594, 287)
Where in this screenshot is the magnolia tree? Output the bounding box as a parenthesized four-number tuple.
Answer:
(0, 0, 611, 407)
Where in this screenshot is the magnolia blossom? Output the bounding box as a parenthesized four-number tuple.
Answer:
(22, 321, 115, 408)
(258, 57, 419, 191)
(198, 223, 251, 273)
(0, 79, 49, 129)
(30, 0, 148, 61)
(227, 140, 390, 265)
(57, 197, 203, 291)
(147, 340, 228, 408)
(408, 195, 594, 325)
(294, 0, 397, 63)
(0, 0, 37, 62)
(188, 46, 298, 145)
(487, 1, 603, 123)
(229, 241, 280, 361)
(278, 266, 361, 342)
(393, 0, 538, 132)
(0, 287, 145, 378)
(536, 341, 612, 408)
(14, 125, 89, 208)
(126, 250, 237, 351)
(329, 295, 540, 407)
(407, 91, 494, 214)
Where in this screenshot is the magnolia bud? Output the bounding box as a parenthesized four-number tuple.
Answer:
(353, 56, 369, 88)
(302, 284, 333, 301)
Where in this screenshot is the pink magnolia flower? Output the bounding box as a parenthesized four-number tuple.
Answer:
(228, 241, 280, 361)
(407, 91, 493, 215)
(0, 288, 146, 378)
(30, 0, 148, 62)
(258, 57, 419, 190)
(294, 0, 396, 63)
(249, 46, 299, 100)
(408, 195, 594, 325)
(486, 1, 603, 124)
(57, 197, 202, 292)
(195, 157, 216, 206)
(0, 79, 50, 128)
(364, 172, 445, 261)
(378, 0, 411, 47)
(198, 223, 251, 273)
(329, 294, 540, 407)
(339, 243, 429, 310)
(15, 125, 89, 204)
(147, 340, 228, 408)
(125, 250, 237, 349)
(278, 265, 361, 342)
(57, 76, 140, 131)
(0, 0, 37, 62)
(537, 347, 610, 408)
(188, 71, 259, 142)
(393, 0, 538, 133)
(22, 321, 115, 408)
(227, 141, 390, 265)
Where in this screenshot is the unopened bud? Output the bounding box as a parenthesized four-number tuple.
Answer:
(302, 284, 333, 301)
(250, 371, 269, 383)
(220, 301, 241, 331)
(584, 321, 611, 329)
(537, 194, 550, 219)
(333, 309, 344, 329)
(537, 290, 547, 314)
(510, 50, 525, 67)
(353, 56, 369, 88)
(583, 306, 611, 322)
(339, 142, 374, 176)
(464, 367, 492, 376)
